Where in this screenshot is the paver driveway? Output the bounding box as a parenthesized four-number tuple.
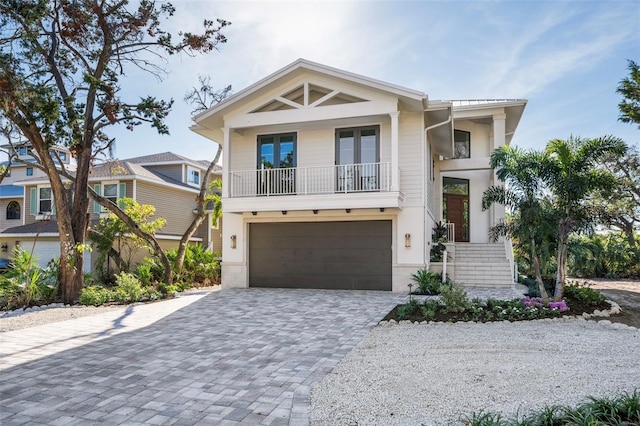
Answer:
(0, 288, 405, 425)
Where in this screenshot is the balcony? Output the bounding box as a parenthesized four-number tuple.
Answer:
(225, 162, 404, 213)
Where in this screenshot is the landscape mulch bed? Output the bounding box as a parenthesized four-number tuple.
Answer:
(382, 296, 613, 323)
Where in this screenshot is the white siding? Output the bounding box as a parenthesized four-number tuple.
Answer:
(398, 112, 424, 206)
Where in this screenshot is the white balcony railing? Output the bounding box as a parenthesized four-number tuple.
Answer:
(229, 162, 391, 198)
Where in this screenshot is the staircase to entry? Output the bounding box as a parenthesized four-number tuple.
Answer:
(453, 243, 514, 287)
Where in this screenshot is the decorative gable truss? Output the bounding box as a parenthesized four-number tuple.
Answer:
(250, 82, 369, 113)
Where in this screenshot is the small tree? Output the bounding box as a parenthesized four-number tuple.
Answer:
(542, 136, 627, 300)
(91, 198, 166, 278)
(174, 76, 230, 275)
(482, 146, 555, 302)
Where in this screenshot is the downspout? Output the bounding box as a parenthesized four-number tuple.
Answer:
(423, 111, 452, 268)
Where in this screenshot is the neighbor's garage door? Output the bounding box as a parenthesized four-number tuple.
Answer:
(249, 220, 391, 291)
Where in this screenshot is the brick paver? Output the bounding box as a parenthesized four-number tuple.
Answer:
(0, 288, 406, 425)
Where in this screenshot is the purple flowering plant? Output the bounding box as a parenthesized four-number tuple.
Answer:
(521, 296, 569, 312)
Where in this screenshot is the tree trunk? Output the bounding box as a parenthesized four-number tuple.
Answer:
(530, 239, 549, 303)
(175, 146, 222, 274)
(554, 235, 568, 301)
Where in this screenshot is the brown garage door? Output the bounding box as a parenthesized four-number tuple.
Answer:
(249, 221, 392, 290)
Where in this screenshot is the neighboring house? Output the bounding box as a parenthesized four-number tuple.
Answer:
(0, 151, 222, 270)
(191, 58, 526, 292)
(0, 142, 73, 232)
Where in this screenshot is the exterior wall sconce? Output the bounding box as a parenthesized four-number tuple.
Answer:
(380, 208, 385, 212)
(313, 210, 318, 214)
(251, 211, 257, 216)
(282, 211, 287, 215)
(346, 209, 351, 213)
(230, 235, 237, 249)
(404, 233, 411, 248)
(1, 243, 7, 252)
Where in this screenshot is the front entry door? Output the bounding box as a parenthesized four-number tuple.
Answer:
(444, 193, 469, 242)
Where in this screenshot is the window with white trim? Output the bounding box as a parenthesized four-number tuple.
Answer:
(187, 167, 200, 186)
(26, 167, 33, 176)
(103, 183, 118, 204)
(93, 182, 126, 213)
(39, 187, 52, 213)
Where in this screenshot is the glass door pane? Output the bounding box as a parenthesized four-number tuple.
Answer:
(259, 138, 274, 169)
(359, 129, 378, 190)
(337, 131, 355, 191)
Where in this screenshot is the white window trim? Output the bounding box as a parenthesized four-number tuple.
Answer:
(187, 166, 201, 187)
(96, 180, 123, 215)
(36, 185, 54, 217)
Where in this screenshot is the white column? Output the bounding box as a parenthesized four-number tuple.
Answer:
(492, 114, 507, 227)
(389, 111, 400, 192)
(222, 127, 231, 198)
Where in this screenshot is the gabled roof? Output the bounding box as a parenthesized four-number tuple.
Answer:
(192, 58, 429, 131)
(90, 161, 196, 191)
(125, 151, 221, 174)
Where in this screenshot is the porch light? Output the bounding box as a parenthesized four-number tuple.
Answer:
(404, 233, 411, 248)
(251, 211, 257, 216)
(313, 210, 318, 214)
(346, 209, 351, 213)
(1, 243, 7, 252)
(230, 235, 237, 249)
(282, 211, 287, 215)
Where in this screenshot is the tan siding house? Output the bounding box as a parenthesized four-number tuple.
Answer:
(1, 152, 222, 271)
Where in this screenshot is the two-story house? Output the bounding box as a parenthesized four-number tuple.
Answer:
(190, 59, 526, 292)
(0, 152, 222, 270)
(0, 143, 74, 232)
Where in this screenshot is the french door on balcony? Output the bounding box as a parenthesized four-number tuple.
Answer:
(257, 133, 296, 195)
(335, 126, 380, 192)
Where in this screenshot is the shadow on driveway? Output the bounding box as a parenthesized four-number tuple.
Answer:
(0, 288, 404, 425)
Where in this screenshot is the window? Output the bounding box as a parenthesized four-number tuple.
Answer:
(187, 167, 200, 186)
(93, 182, 126, 213)
(18, 147, 27, 156)
(6, 201, 20, 220)
(257, 133, 297, 195)
(454, 130, 470, 159)
(58, 152, 66, 161)
(103, 183, 118, 204)
(39, 187, 52, 213)
(335, 126, 380, 191)
(26, 167, 33, 176)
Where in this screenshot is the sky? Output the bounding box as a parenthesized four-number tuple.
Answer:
(107, 0, 639, 161)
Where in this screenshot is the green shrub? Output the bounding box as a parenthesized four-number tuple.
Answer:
(439, 282, 470, 313)
(410, 269, 442, 295)
(78, 286, 111, 306)
(113, 272, 144, 303)
(396, 299, 419, 320)
(564, 280, 606, 306)
(420, 299, 440, 320)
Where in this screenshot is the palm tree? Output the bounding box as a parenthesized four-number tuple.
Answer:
(482, 146, 555, 302)
(542, 136, 627, 299)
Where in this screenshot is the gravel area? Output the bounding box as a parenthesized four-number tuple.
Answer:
(310, 318, 640, 425)
(0, 304, 124, 332)
(0, 286, 220, 333)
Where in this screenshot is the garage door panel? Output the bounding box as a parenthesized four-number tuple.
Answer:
(249, 221, 391, 291)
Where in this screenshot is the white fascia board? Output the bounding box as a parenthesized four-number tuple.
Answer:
(0, 232, 60, 238)
(223, 191, 405, 213)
